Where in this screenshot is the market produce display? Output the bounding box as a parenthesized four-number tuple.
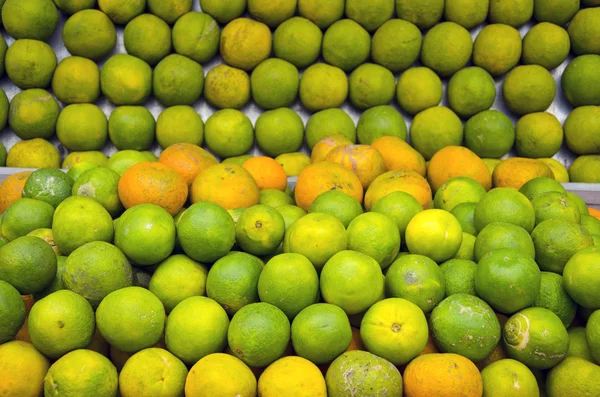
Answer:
(1, 0, 600, 396)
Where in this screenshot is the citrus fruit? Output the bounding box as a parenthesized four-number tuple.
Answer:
(405, 209, 463, 263)
(255, 108, 303, 156)
(203, 64, 248, 110)
(567, 327, 594, 362)
(474, 188, 536, 233)
(2, 0, 58, 40)
(452, 229, 475, 259)
(235, 205, 285, 256)
(349, 63, 396, 110)
(345, 0, 393, 31)
(371, 19, 421, 73)
(171, 11, 218, 64)
(385, 254, 445, 313)
(306, 110, 356, 150)
(365, 169, 432, 211)
(532, 191, 581, 225)
(248, 0, 296, 28)
(356, 106, 407, 145)
(534, 0, 579, 25)
(220, 17, 272, 71)
(273, 16, 323, 69)
(503, 65, 557, 115)
(320, 250, 384, 315)
(63, 151, 108, 169)
(291, 303, 352, 364)
(410, 106, 464, 161)
(519, 176, 566, 201)
(326, 350, 403, 397)
(185, 353, 257, 397)
(581, 214, 600, 235)
(259, 189, 294, 208)
(396, 67, 443, 115)
(63, 9, 116, 61)
(258, 253, 319, 320)
(564, 106, 600, 155)
(1, 198, 54, 241)
(191, 163, 260, 210)
(147, 0, 192, 24)
(153, 54, 204, 106)
(546, 357, 600, 397)
(28, 290, 95, 359)
(275, 153, 311, 177)
(570, 155, 600, 183)
(165, 296, 229, 365)
(43, 349, 118, 397)
(51, 56, 100, 104)
(371, 191, 421, 239)
(0, 235, 56, 294)
(522, 22, 570, 71)
(540, 158, 569, 183)
(420, 22, 473, 77)
(360, 297, 429, 365)
(56, 103, 108, 151)
(489, 0, 534, 27)
(23, 169, 73, 210)
(474, 222, 535, 262)
(148, 254, 208, 313)
(158, 143, 217, 187)
(72, 166, 123, 217)
(0, 280, 26, 344)
(450, 202, 478, 236)
(119, 348, 187, 397)
(444, 0, 489, 29)
(533, 271, 577, 328)
(473, 23, 522, 76)
(431, 294, 501, 361)
(8, 89, 59, 140)
(516, 112, 564, 158)
(322, 19, 370, 72)
(308, 190, 362, 228)
(586, 310, 600, 363)
(481, 359, 540, 397)
(0, 340, 50, 397)
(62, 241, 133, 307)
(243, 157, 288, 192)
(299, 63, 349, 112)
(98, 0, 145, 24)
(563, 246, 600, 309)
(568, 8, 600, 56)
(396, 0, 444, 29)
(275, 205, 306, 230)
(155, 106, 204, 149)
(107, 106, 155, 151)
(371, 137, 426, 177)
(101, 54, 152, 105)
(563, 56, 600, 108)
(504, 307, 569, 369)
(440, 259, 477, 296)
(448, 66, 496, 118)
(228, 302, 291, 368)
(34, 255, 67, 300)
(0, 171, 31, 213)
(298, 0, 344, 29)
(176, 202, 235, 263)
(5, 39, 56, 89)
(464, 110, 515, 159)
(6, 138, 60, 169)
(434, 177, 486, 215)
(204, 109, 254, 158)
(325, 144, 387, 189)
(347, 212, 400, 269)
(206, 251, 263, 316)
(495, 158, 556, 189)
(259, 356, 326, 396)
(123, 14, 171, 66)
(283, 212, 348, 269)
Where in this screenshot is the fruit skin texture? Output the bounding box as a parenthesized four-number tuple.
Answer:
(503, 65, 556, 115)
(5, 39, 57, 90)
(220, 18, 272, 71)
(474, 188, 536, 233)
(420, 22, 473, 77)
(586, 310, 600, 363)
(570, 155, 600, 183)
(273, 16, 323, 69)
(0, 171, 32, 213)
(475, 222, 536, 262)
(153, 54, 205, 107)
(515, 112, 564, 158)
(0, 280, 26, 344)
(63, 9, 117, 61)
(568, 8, 600, 56)
(403, 353, 483, 397)
(522, 22, 570, 71)
(299, 63, 349, 112)
(371, 19, 422, 73)
(2, 0, 58, 41)
(564, 106, 600, 155)
(322, 19, 371, 73)
(489, 0, 533, 28)
(259, 356, 327, 397)
(481, 359, 540, 397)
(172, 11, 219, 64)
(428, 146, 491, 192)
(191, 163, 260, 210)
(101, 54, 152, 106)
(396, 0, 444, 30)
(547, 357, 600, 397)
(158, 143, 218, 187)
(9, 89, 59, 140)
(444, 0, 489, 29)
(396, 67, 443, 115)
(52, 56, 100, 104)
(473, 24, 522, 76)
(532, 272, 577, 328)
(493, 158, 555, 190)
(325, 145, 387, 190)
(0, 340, 50, 397)
(563, 246, 600, 309)
(410, 106, 464, 161)
(306, 110, 356, 150)
(185, 353, 257, 397)
(405, 209, 463, 263)
(447, 66, 496, 119)
(464, 110, 515, 159)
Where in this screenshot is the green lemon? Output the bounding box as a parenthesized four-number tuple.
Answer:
(255, 108, 304, 157)
(299, 63, 349, 112)
(23, 169, 74, 209)
(371, 19, 421, 73)
(568, 8, 600, 56)
(72, 166, 123, 217)
(124, 14, 172, 66)
(153, 54, 204, 107)
(444, 0, 490, 29)
(357, 105, 407, 145)
(156, 105, 204, 149)
(516, 112, 563, 158)
(522, 22, 570, 70)
(52, 56, 100, 104)
(2, 0, 58, 41)
(108, 106, 156, 151)
(396, 0, 444, 29)
(204, 64, 250, 110)
(440, 258, 477, 296)
(101, 54, 153, 105)
(464, 110, 515, 158)
(473, 24, 522, 76)
(447, 66, 496, 118)
(322, 19, 371, 72)
(564, 106, 600, 155)
(503, 65, 556, 115)
(562, 55, 600, 108)
(204, 109, 254, 158)
(251, 58, 299, 110)
(57, 104, 108, 151)
(172, 11, 219, 64)
(410, 106, 464, 160)
(420, 22, 473, 77)
(199, 0, 246, 24)
(5, 39, 56, 89)
(147, 0, 192, 24)
(298, 0, 344, 29)
(396, 67, 443, 115)
(349, 63, 396, 110)
(489, 0, 534, 28)
(8, 88, 59, 140)
(98, 0, 145, 24)
(305, 108, 356, 149)
(273, 17, 323, 69)
(63, 10, 117, 60)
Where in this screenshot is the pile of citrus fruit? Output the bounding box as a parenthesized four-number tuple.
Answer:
(1, 0, 600, 396)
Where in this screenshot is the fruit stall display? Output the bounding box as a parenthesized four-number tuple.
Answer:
(1, 0, 600, 396)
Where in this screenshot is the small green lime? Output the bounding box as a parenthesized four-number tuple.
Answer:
(444, 0, 489, 29)
(299, 64, 349, 112)
(172, 11, 219, 64)
(0, 236, 57, 294)
(0, 279, 26, 343)
(371, 191, 423, 241)
(410, 106, 464, 160)
(450, 202, 478, 236)
(568, 8, 600, 56)
(1, 198, 54, 241)
(440, 259, 477, 296)
(357, 105, 407, 145)
(473, 24, 522, 76)
(2, 0, 58, 41)
(156, 105, 204, 149)
(519, 176, 566, 201)
(309, 190, 363, 228)
(305, 109, 356, 149)
(349, 63, 396, 110)
(371, 19, 421, 73)
(251, 58, 299, 110)
(5, 39, 56, 89)
(204, 109, 254, 158)
(63, 9, 117, 60)
(533, 271, 577, 327)
(322, 19, 371, 72)
(562, 55, 600, 108)
(273, 17, 323, 69)
(51, 56, 100, 104)
(532, 191, 581, 226)
(474, 222, 535, 262)
(124, 14, 172, 66)
(447, 67, 496, 118)
(101, 54, 153, 105)
(396, 67, 443, 115)
(567, 328, 595, 361)
(396, 0, 444, 29)
(420, 22, 473, 77)
(23, 169, 74, 209)
(298, 0, 344, 29)
(108, 150, 150, 176)
(153, 54, 204, 107)
(8, 89, 59, 140)
(522, 22, 570, 70)
(433, 176, 487, 212)
(515, 112, 563, 158)
(72, 166, 123, 217)
(464, 110, 515, 158)
(564, 106, 600, 155)
(147, 0, 192, 24)
(503, 65, 556, 115)
(108, 106, 156, 151)
(489, 0, 534, 28)
(255, 108, 304, 157)
(56, 104, 108, 151)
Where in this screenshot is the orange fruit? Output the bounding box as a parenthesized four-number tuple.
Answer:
(295, 161, 364, 211)
(158, 143, 218, 186)
(493, 157, 555, 189)
(191, 163, 260, 210)
(427, 146, 492, 192)
(243, 156, 288, 191)
(364, 170, 433, 211)
(0, 171, 32, 213)
(371, 136, 427, 176)
(590, 207, 600, 220)
(325, 144, 387, 189)
(311, 135, 354, 163)
(403, 353, 483, 397)
(118, 162, 188, 216)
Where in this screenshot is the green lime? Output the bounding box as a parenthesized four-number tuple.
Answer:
(204, 64, 250, 110)
(108, 106, 155, 151)
(147, 0, 192, 24)
(396, 67, 443, 115)
(63, 151, 109, 169)
(255, 108, 303, 156)
(357, 105, 407, 145)
(8, 89, 59, 140)
(248, 0, 296, 28)
(23, 169, 73, 209)
(564, 106, 600, 155)
(199, 0, 245, 24)
(533, 272, 577, 328)
(568, 8, 600, 56)
(258, 253, 320, 319)
(371, 19, 421, 73)
(567, 327, 594, 361)
(504, 307, 569, 369)
(309, 190, 363, 228)
(34, 255, 67, 300)
(299, 63, 349, 112)
(385, 254, 445, 313)
(450, 202, 478, 236)
(586, 310, 600, 363)
(474, 222, 535, 262)
(519, 176, 566, 201)
(581, 214, 600, 235)
(204, 109, 253, 157)
(220, 17, 272, 71)
(298, 0, 344, 29)
(475, 248, 541, 314)
(235, 205, 285, 256)
(503, 65, 556, 115)
(63, 10, 116, 60)
(410, 106, 463, 160)
(172, 11, 219, 63)
(473, 24, 522, 76)
(433, 176, 487, 212)
(440, 258, 477, 296)
(101, 54, 152, 105)
(0, 236, 57, 294)
(156, 105, 204, 149)
(431, 294, 501, 361)
(420, 22, 473, 77)
(347, 212, 401, 270)
(349, 63, 396, 110)
(52, 56, 100, 104)
(534, 0, 579, 25)
(107, 150, 148, 175)
(259, 189, 294, 208)
(481, 359, 540, 397)
(5, 39, 56, 89)
(275, 205, 307, 230)
(547, 357, 600, 397)
(522, 22, 570, 70)
(273, 16, 323, 69)
(405, 209, 463, 263)
(489, 0, 533, 27)
(447, 67, 496, 118)
(2, 0, 58, 41)
(1, 198, 54, 241)
(563, 246, 600, 309)
(251, 59, 299, 110)
(570, 155, 600, 183)
(292, 303, 352, 364)
(57, 104, 108, 151)
(474, 188, 536, 233)
(305, 109, 356, 149)
(454, 233, 475, 262)
(444, 0, 489, 29)
(153, 54, 204, 107)
(322, 19, 370, 72)
(562, 56, 600, 108)
(396, 0, 444, 29)
(98, 0, 145, 24)
(532, 191, 581, 225)
(124, 13, 172, 66)
(346, 0, 393, 31)
(0, 279, 26, 344)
